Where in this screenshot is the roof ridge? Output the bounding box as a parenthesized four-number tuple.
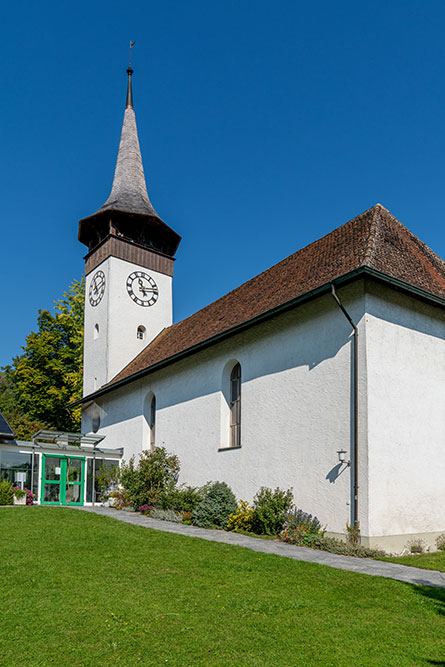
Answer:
(362, 204, 383, 265)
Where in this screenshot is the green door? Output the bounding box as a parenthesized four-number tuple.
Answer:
(41, 455, 85, 506)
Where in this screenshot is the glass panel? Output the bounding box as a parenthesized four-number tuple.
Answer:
(44, 484, 60, 503)
(67, 459, 82, 482)
(0, 451, 33, 489)
(32, 454, 40, 497)
(67, 485, 81, 504)
(86, 459, 118, 502)
(45, 457, 62, 480)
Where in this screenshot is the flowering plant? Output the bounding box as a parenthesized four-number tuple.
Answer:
(226, 499, 254, 532)
(138, 504, 154, 515)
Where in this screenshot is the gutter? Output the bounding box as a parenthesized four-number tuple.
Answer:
(70, 266, 445, 407)
(330, 283, 359, 530)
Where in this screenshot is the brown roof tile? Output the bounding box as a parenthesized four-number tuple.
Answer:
(104, 204, 445, 390)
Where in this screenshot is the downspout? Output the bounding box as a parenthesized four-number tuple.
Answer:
(330, 283, 359, 529)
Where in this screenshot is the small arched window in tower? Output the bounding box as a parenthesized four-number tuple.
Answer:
(92, 414, 100, 433)
(137, 325, 146, 340)
(230, 363, 241, 448)
(149, 395, 156, 450)
(94, 323, 99, 339)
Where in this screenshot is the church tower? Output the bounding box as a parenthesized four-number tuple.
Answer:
(78, 65, 181, 396)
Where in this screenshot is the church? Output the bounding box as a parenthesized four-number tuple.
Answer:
(72, 66, 444, 552)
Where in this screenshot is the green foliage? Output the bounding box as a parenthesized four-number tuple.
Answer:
(0, 279, 84, 439)
(120, 447, 180, 509)
(250, 487, 294, 535)
(280, 529, 386, 557)
(151, 508, 182, 523)
(192, 481, 237, 529)
(346, 522, 360, 545)
(109, 488, 132, 510)
(436, 533, 445, 551)
(95, 463, 120, 502)
(407, 538, 426, 554)
(12, 487, 26, 499)
(161, 484, 206, 513)
(0, 480, 13, 505)
(226, 499, 254, 532)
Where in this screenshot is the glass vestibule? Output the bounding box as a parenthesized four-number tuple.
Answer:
(41, 454, 85, 506)
(0, 449, 39, 496)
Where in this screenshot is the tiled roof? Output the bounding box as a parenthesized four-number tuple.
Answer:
(103, 204, 445, 391)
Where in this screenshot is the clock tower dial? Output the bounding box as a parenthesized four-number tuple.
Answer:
(88, 270, 106, 306)
(126, 271, 159, 307)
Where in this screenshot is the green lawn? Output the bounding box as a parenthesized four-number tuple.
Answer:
(379, 552, 445, 573)
(1, 508, 444, 666)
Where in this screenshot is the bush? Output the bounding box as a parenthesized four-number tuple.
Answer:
(151, 508, 182, 523)
(138, 504, 154, 515)
(12, 487, 26, 499)
(435, 533, 445, 551)
(25, 488, 34, 505)
(192, 482, 237, 529)
(109, 488, 132, 510)
(250, 487, 294, 535)
(406, 538, 426, 554)
(120, 447, 180, 509)
(0, 480, 13, 505)
(284, 508, 324, 535)
(280, 530, 385, 558)
(161, 484, 206, 513)
(227, 499, 255, 532)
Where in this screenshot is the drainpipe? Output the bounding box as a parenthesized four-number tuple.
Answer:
(330, 283, 359, 529)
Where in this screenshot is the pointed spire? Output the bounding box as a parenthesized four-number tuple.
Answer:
(97, 60, 160, 218)
(126, 66, 134, 109)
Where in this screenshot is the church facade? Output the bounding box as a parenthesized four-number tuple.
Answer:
(76, 67, 445, 552)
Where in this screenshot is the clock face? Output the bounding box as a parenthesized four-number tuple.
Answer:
(88, 270, 106, 307)
(126, 271, 159, 307)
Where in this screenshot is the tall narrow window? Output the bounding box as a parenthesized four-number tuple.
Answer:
(137, 325, 146, 340)
(94, 323, 99, 339)
(149, 395, 156, 450)
(230, 363, 241, 447)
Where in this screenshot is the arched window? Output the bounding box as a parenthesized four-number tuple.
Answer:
(230, 363, 241, 447)
(137, 325, 146, 340)
(94, 323, 99, 339)
(92, 414, 100, 433)
(149, 395, 156, 450)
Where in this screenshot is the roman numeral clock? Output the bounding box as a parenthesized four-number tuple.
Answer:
(126, 271, 159, 307)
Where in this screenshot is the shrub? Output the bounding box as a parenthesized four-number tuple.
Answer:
(435, 533, 445, 551)
(138, 504, 154, 515)
(161, 484, 206, 513)
(407, 538, 426, 554)
(284, 508, 324, 535)
(0, 480, 13, 505)
(250, 487, 294, 535)
(120, 447, 180, 509)
(25, 488, 34, 505)
(12, 487, 26, 499)
(109, 488, 132, 510)
(280, 530, 385, 558)
(151, 508, 182, 523)
(346, 522, 360, 546)
(95, 463, 120, 502)
(227, 499, 254, 532)
(192, 482, 237, 529)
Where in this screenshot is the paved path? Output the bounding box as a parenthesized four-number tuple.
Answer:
(76, 506, 445, 588)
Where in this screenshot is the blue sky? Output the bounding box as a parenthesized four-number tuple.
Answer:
(1, 0, 445, 366)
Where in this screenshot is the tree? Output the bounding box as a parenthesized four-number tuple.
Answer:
(0, 279, 84, 439)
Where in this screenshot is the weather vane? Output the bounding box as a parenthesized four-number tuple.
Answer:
(129, 41, 136, 69)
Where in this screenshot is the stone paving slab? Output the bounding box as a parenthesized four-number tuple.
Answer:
(76, 506, 445, 588)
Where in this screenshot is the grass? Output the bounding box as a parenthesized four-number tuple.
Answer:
(1, 508, 444, 666)
(379, 552, 445, 573)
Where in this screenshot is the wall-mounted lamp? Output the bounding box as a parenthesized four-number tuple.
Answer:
(337, 449, 351, 466)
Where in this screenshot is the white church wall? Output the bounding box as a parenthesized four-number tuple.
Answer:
(365, 282, 445, 550)
(83, 256, 172, 395)
(84, 282, 368, 536)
